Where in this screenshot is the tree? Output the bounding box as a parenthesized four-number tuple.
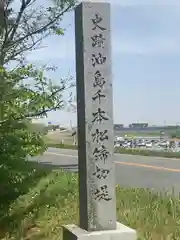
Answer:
(0, 0, 75, 64)
(0, 0, 76, 123)
(0, 0, 76, 201)
(0, 0, 76, 116)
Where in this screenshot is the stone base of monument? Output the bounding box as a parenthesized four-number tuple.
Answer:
(62, 222, 137, 240)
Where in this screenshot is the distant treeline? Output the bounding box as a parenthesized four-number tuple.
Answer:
(30, 123, 67, 135)
(31, 122, 180, 138)
(171, 131, 180, 138)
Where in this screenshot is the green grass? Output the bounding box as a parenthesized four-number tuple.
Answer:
(45, 132, 74, 145)
(114, 131, 162, 137)
(115, 148, 180, 158)
(47, 142, 180, 159)
(1, 168, 180, 240)
(47, 142, 77, 150)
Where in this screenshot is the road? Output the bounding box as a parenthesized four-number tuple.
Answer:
(34, 147, 180, 194)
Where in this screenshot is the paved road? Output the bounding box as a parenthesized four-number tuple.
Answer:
(34, 148, 180, 194)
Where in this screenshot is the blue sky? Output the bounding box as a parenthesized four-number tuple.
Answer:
(28, 0, 180, 127)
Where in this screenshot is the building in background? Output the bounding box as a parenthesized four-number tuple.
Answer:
(114, 124, 124, 131)
(129, 123, 148, 129)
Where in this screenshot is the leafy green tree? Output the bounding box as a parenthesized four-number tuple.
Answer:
(0, 0, 76, 121)
(0, 0, 75, 203)
(0, 0, 75, 63)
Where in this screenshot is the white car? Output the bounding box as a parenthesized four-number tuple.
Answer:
(146, 142, 152, 148)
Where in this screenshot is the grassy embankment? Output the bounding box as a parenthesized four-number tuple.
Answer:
(45, 131, 180, 159)
(0, 163, 180, 240)
(114, 130, 162, 137)
(47, 141, 180, 159)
